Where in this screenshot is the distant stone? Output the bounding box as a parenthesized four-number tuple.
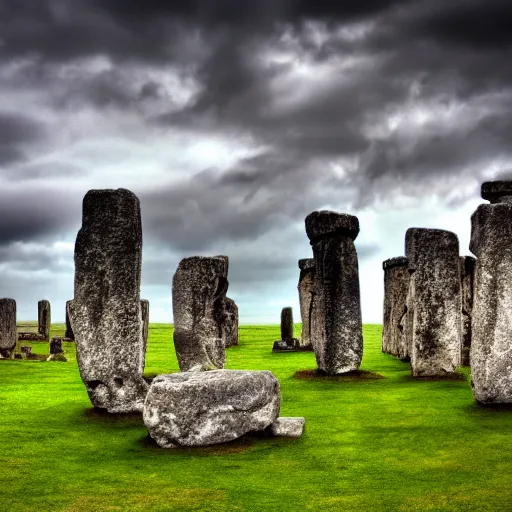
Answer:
(172, 256, 229, 371)
(272, 307, 301, 352)
(269, 417, 305, 437)
(217, 297, 239, 348)
(297, 258, 316, 351)
(405, 228, 462, 377)
(305, 211, 363, 374)
(49, 337, 63, 355)
(460, 256, 476, 367)
(21, 345, 32, 355)
(143, 370, 281, 448)
(470, 191, 512, 403)
(38, 300, 51, 342)
(65, 300, 74, 340)
(141, 299, 149, 369)
(69, 188, 148, 413)
(382, 257, 409, 358)
(0, 298, 16, 358)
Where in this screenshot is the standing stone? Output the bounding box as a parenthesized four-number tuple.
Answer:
(470, 181, 512, 403)
(272, 307, 300, 351)
(68, 189, 148, 413)
(405, 228, 462, 377)
(382, 257, 410, 358)
(297, 258, 316, 350)
(143, 370, 281, 448)
(172, 256, 228, 371)
(0, 299, 16, 358)
(460, 256, 476, 367)
(38, 300, 51, 342)
(65, 300, 74, 340)
(218, 297, 238, 348)
(50, 337, 64, 355)
(305, 211, 363, 374)
(141, 299, 149, 369)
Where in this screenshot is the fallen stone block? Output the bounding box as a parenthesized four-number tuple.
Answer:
(269, 417, 305, 437)
(143, 370, 281, 448)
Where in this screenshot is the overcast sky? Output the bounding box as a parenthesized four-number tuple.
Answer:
(1, 0, 511, 324)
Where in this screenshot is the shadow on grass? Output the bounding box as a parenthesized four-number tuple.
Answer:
(139, 430, 282, 455)
(82, 407, 144, 424)
(294, 369, 385, 381)
(403, 372, 468, 382)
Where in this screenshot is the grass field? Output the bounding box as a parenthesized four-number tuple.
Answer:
(1, 323, 511, 512)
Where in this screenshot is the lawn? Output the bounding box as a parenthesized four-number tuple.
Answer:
(1, 323, 511, 512)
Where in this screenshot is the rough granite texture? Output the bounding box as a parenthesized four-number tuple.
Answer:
(405, 228, 462, 377)
(217, 297, 239, 348)
(460, 256, 476, 367)
(305, 210, 363, 374)
(143, 370, 281, 448)
(481, 181, 512, 204)
(270, 417, 305, 437)
(382, 257, 409, 357)
(0, 299, 16, 358)
(65, 300, 74, 340)
(68, 188, 148, 413)
(141, 299, 149, 369)
(172, 256, 229, 371)
(38, 299, 51, 342)
(298, 259, 316, 350)
(470, 198, 512, 403)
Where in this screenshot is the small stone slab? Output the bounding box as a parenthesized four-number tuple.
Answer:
(46, 354, 67, 362)
(18, 332, 47, 341)
(298, 258, 315, 271)
(270, 417, 305, 437)
(481, 181, 512, 203)
(272, 339, 302, 352)
(382, 256, 408, 270)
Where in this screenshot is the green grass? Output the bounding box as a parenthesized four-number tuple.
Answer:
(1, 323, 512, 511)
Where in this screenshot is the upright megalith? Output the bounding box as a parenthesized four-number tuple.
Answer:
(297, 258, 316, 350)
(460, 256, 476, 367)
(141, 299, 149, 369)
(38, 300, 51, 342)
(68, 188, 148, 413)
(405, 228, 462, 377)
(172, 256, 228, 371)
(65, 300, 74, 340)
(382, 257, 410, 358)
(0, 299, 16, 358)
(217, 297, 238, 348)
(272, 307, 300, 351)
(305, 211, 363, 374)
(470, 181, 512, 403)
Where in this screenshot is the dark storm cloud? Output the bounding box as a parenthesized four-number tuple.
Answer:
(0, 112, 45, 165)
(0, 187, 80, 245)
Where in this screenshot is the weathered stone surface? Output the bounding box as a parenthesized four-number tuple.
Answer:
(460, 256, 476, 367)
(305, 210, 363, 374)
(297, 258, 316, 350)
(217, 297, 238, 348)
(382, 257, 409, 357)
(17, 332, 46, 341)
(405, 228, 462, 377)
(269, 417, 305, 437)
(141, 299, 149, 369)
(38, 300, 51, 342)
(0, 299, 16, 358)
(172, 256, 228, 371)
(68, 188, 148, 413)
(481, 181, 512, 204)
(50, 337, 63, 355)
(143, 370, 281, 448)
(470, 194, 512, 403)
(65, 300, 74, 340)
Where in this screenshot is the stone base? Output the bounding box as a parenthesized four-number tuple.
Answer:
(46, 354, 68, 362)
(51, 336, 74, 343)
(272, 338, 306, 352)
(269, 417, 305, 437)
